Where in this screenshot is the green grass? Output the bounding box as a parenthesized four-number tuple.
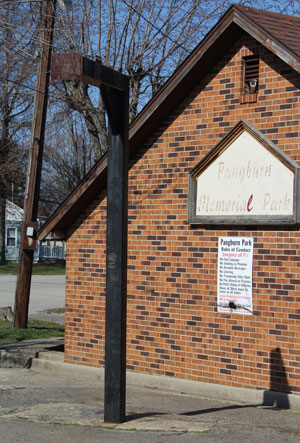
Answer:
(0, 319, 64, 342)
(46, 308, 65, 314)
(0, 262, 65, 275)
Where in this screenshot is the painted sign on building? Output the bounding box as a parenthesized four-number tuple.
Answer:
(188, 120, 300, 224)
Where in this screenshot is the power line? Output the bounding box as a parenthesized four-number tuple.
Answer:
(0, 1, 217, 107)
(1, 0, 198, 59)
(0, 74, 58, 98)
(118, 0, 191, 54)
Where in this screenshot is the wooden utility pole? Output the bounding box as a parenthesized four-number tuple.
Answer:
(14, 0, 56, 329)
(51, 53, 129, 423)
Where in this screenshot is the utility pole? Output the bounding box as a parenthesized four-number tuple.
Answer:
(14, 0, 56, 329)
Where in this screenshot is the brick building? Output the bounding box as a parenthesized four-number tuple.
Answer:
(39, 5, 300, 402)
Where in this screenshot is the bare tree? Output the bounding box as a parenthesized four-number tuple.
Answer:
(0, 2, 38, 264)
(40, 112, 94, 216)
(52, 0, 235, 159)
(52, 0, 300, 161)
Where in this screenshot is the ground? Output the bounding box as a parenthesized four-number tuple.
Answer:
(0, 365, 299, 442)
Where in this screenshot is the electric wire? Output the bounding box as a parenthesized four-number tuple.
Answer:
(0, 0, 198, 56)
(118, 0, 191, 54)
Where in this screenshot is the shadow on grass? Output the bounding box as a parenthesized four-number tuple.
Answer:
(29, 326, 64, 331)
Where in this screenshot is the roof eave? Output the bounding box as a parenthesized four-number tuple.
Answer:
(233, 5, 300, 73)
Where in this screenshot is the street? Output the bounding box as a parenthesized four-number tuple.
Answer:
(0, 275, 65, 314)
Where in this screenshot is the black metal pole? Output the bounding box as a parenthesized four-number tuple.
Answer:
(50, 53, 129, 423)
(104, 85, 129, 423)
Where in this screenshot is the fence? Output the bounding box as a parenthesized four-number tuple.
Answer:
(39, 243, 65, 260)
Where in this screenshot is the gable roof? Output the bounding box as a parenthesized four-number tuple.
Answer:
(234, 5, 300, 61)
(38, 4, 300, 240)
(6, 200, 24, 221)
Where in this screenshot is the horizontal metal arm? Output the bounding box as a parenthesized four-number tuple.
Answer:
(51, 53, 129, 92)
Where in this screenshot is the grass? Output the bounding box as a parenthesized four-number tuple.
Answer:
(0, 262, 65, 275)
(46, 308, 65, 314)
(0, 318, 64, 342)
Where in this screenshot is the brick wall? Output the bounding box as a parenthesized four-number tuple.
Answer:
(65, 35, 300, 394)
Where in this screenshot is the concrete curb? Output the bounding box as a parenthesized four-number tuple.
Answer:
(0, 350, 35, 368)
(31, 355, 300, 412)
(0, 338, 64, 368)
(31, 355, 103, 380)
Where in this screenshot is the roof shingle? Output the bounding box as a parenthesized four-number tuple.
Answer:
(235, 5, 300, 59)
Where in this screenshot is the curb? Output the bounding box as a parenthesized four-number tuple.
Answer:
(31, 354, 300, 412)
(0, 337, 64, 368)
(0, 349, 36, 368)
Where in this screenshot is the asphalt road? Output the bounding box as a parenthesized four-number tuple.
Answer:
(0, 275, 65, 314)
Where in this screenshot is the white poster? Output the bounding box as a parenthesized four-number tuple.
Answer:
(218, 237, 253, 315)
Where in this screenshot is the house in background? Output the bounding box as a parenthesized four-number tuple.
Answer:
(5, 200, 25, 262)
(39, 5, 300, 404)
(5, 200, 64, 262)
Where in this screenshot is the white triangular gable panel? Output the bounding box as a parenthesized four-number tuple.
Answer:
(188, 120, 300, 225)
(196, 130, 294, 217)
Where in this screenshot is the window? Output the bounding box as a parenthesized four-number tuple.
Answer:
(243, 55, 259, 94)
(6, 228, 16, 247)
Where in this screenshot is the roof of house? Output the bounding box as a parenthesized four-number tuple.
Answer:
(6, 200, 24, 221)
(38, 4, 300, 240)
